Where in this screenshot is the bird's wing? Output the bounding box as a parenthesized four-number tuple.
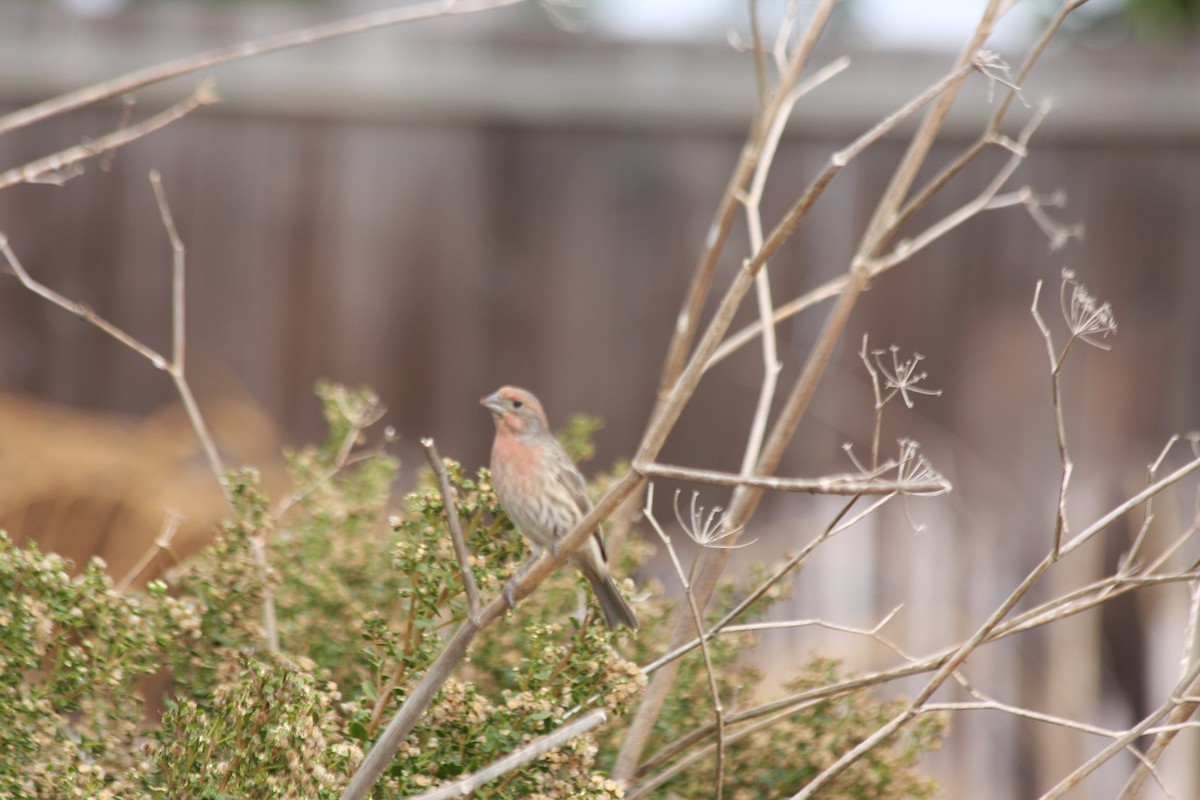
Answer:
(552, 453, 592, 517)
(548, 443, 610, 564)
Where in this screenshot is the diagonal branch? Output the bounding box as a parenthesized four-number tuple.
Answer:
(0, 82, 218, 191)
(422, 437, 482, 624)
(408, 709, 609, 800)
(0, 0, 526, 139)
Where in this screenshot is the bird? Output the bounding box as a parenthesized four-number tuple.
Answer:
(481, 386, 639, 631)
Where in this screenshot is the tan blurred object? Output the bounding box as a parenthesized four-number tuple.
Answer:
(0, 392, 284, 587)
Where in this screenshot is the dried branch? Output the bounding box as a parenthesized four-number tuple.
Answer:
(643, 483, 727, 799)
(641, 496, 873, 676)
(634, 461, 950, 496)
(408, 709, 608, 800)
(1121, 435, 1180, 572)
(867, 99, 1070, 275)
(422, 437, 482, 623)
(0, 174, 295, 652)
(653, 0, 837, 408)
(0, 82, 218, 191)
(1117, 575, 1200, 796)
(735, 56, 851, 474)
(623, 95, 972, 766)
(1040, 658, 1200, 799)
(0, 0, 526, 139)
(116, 511, 184, 594)
(1031, 279, 1072, 560)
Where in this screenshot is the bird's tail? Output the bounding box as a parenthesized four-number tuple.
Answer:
(580, 561, 639, 631)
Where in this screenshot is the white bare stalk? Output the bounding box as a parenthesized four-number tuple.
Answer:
(737, 56, 850, 474)
(866, 100, 1078, 276)
(790, 451, 1200, 799)
(923, 699, 1174, 796)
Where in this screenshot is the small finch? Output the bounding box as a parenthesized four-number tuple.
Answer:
(482, 386, 639, 631)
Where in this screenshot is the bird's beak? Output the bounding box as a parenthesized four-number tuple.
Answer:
(480, 391, 505, 415)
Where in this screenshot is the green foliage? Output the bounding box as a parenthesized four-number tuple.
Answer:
(0, 536, 192, 799)
(0, 385, 944, 799)
(150, 654, 358, 800)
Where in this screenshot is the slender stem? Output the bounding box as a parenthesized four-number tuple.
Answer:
(408, 709, 609, 800)
(0, 82, 217, 191)
(115, 511, 184, 593)
(643, 484, 727, 800)
(422, 438, 482, 623)
(0, 0, 526, 138)
(634, 461, 948, 496)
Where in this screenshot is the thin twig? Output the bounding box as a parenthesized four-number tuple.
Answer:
(116, 511, 184, 594)
(643, 484, 727, 800)
(1122, 434, 1180, 572)
(408, 709, 608, 800)
(0, 82, 218, 191)
(653, 0, 837, 410)
(747, 0, 769, 122)
(0, 235, 170, 367)
(422, 437, 481, 624)
(790, 444, 1200, 799)
(1117, 575, 1200, 797)
(1031, 279, 1072, 560)
(641, 495, 871, 676)
(634, 461, 949, 496)
(866, 99, 1064, 275)
(1041, 658, 1200, 800)
(0, 0, 526, 138)
(149, 171, 230, 501)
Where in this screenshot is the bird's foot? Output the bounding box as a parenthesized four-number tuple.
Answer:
(503, 578, 520, 610)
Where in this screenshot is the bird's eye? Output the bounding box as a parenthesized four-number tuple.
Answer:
(512, 400, 523, 409)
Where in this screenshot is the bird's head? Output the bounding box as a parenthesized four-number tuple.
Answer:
(481, 386, 550, 437)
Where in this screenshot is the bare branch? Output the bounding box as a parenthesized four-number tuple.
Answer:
(634, 461, 950, 496)
(0, 234, 170, 368)
(408, 709, 608, 800)
(0, 82, 218, 191)
(116, 511, 184, 594)
(0, 0, 526, 138)
(1041, 658, 1200, 799)
(653, 0, 837, 410)
(643, 483, 727, 799)
(1031, 278, 1072, 559)
(422, 437, 482, 624)
(641, 496, 877, 676)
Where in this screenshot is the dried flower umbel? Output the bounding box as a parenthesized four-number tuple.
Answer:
(1059, 269, 1117, 349)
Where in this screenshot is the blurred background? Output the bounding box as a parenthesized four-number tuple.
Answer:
(1, 0, 1199, 796)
